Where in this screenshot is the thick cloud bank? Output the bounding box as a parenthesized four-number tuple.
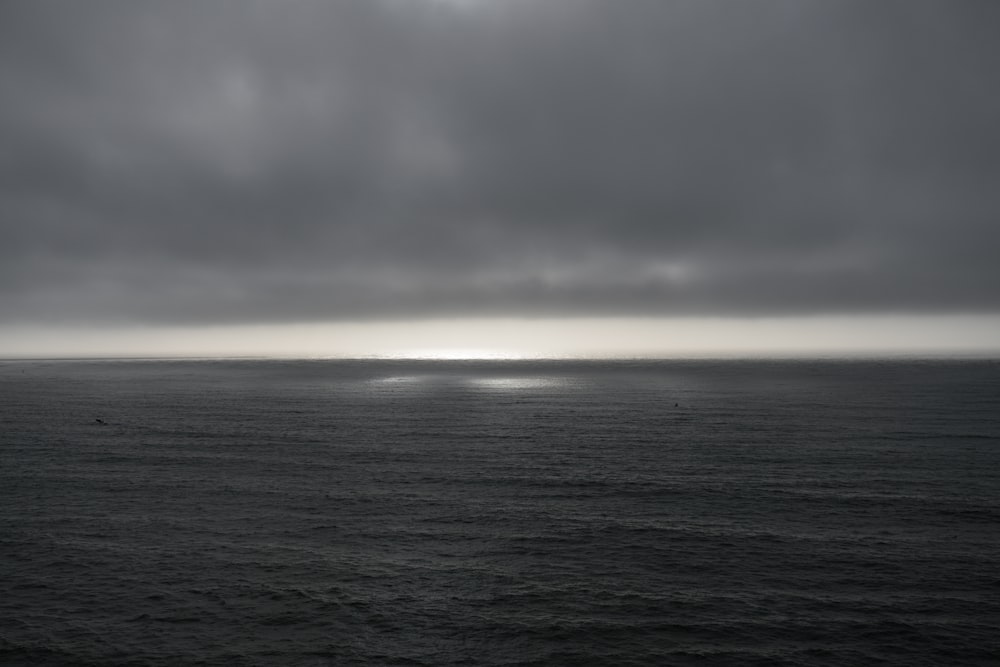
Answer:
(2, 0, 998, 325)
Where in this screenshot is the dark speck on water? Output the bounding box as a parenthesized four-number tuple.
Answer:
(1, 358, 998, 666)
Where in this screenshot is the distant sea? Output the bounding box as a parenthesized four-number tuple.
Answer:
(1, 358, 998, 666)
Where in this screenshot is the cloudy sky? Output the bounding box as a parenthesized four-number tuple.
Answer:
(1, 0, 998, 356)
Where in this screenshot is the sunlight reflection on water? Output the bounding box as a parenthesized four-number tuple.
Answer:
(466, 377, 565, 391)
(367, 374, 568, 392)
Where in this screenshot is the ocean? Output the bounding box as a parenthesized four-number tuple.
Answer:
(1, 358, 998, 666)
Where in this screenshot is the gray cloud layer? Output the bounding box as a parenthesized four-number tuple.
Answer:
(2, 0, 998, 325)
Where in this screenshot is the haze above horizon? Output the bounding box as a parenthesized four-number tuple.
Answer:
(1, 316, 998, 360)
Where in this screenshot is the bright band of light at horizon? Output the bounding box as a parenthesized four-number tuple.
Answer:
(1, 316, 997, 359)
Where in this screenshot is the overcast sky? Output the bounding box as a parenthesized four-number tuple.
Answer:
(2, 0, 999, 335)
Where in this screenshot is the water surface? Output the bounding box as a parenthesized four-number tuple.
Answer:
(1, 359, 998, 665)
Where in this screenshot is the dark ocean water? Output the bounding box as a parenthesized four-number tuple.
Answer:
(1, 358, 998, 666)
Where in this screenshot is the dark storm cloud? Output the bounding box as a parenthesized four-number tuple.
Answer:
(2, 0, 999, 325)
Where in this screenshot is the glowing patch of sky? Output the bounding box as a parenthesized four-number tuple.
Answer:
(1, 316, 997, 360)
